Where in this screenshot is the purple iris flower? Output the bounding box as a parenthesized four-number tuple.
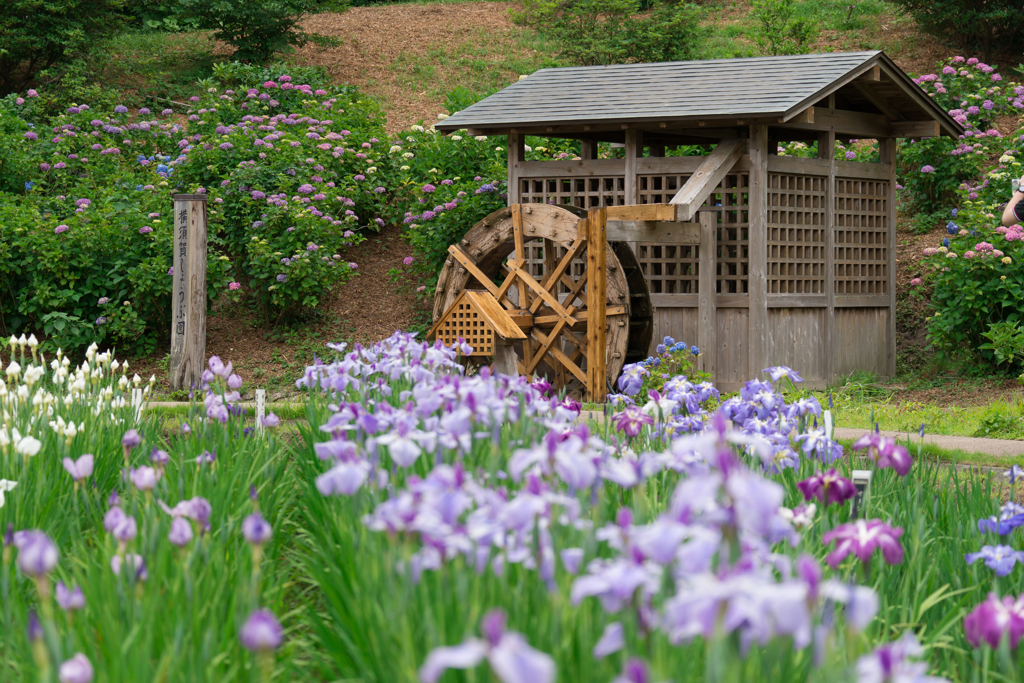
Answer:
(62, 454, 95, 482)
(104, 506, 126, 533)
(316, 460, 371, 495)
(966, 545, 1024, 576)
(239, 609, 284, 651)
(56, 582, 85, 611)
(261, 413, 280, 428)
(151, 448, 170, 468)
(168, 518, 194, 547)
(57, 653, 94, 683)
(122, 429, 142, 450)
(1006, 465, 1024, 484)
(110, 553, 147, 581)
(130, 466, 159, 491)
(855, 632, 943, 683)
(242, 513, 273, 545)
(978, 502, 1024, 535)
(418, 608, 555, 683)
(159, 496, 213, 531)
(614, 406, 653, 437)
(822, 519, 904, 568)
(852, 433, 913, 476)
(613, 659, 651, 683)
(617, 364, 648, 396)
(592, 622, 625, 658)
(797, 469, 856, 507)
(763, 366, 803, 383)
(560, 548, 584, 575)
(13, 530, 58, 577)
(112, 515, 138, 544)
(964, 593, 1024, 649)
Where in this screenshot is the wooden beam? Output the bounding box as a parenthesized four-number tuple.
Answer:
(876, 61, 958, 137)
(697, 210, 717, 380)
(586, 207, 607, 402)
(859, 64, 881, 82)
(891, 120, 941, 138)
(748, 125, 768, 381)
(605, 204, 678, 222)
(779, 108, 891, 138)
(606, 220, 700, 243)
(670, 138, 744, 221)
(624, 129, 642, 205)
(851, 81, 905, 121)
(782, 107, 814, 124)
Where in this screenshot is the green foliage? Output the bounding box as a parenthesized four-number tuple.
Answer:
(979, 320, 1024, 368)
(907, 208, 951, 236)
(888, 0, 1023, 62)
(536, 0, 704, 67)
(0, 0, 128, 94)
(750, 0, 817, 56)
(971, 404, 1024, 437)
(175, 0, 340, 63)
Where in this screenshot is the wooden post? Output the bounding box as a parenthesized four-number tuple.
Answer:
(747, 126, 768, 378)
(255, 388, 266, 432)
(507, 131, 524, 204)
(586, 207, 608, 401)
(580, 139, 599, 160)
(170, 194, 208, 391)
(880, 137, 897, 378)
(624, 129, 642, 205)
(820, 130, 836, 383)
(698, 211, 717, 381)
(493, 338, 519, 377)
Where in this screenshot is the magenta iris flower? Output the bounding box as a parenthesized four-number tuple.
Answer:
(797, 469, 856, 506)
(614, 406, 653, 437)
(822, 519, 904, 568)
(966, 545, 1024, 576)
(852, 433, 913, 476)
(964, 593, 1024, 649)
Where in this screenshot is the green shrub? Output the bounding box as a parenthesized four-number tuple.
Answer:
(0, 0, 127, 94)
(888, 0, 1022, 63)
(176, 0, 339, 63)
(549, 0, 704, 66)
(750, 0, 816, 56)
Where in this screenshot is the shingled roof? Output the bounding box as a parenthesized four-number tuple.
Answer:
(436, 51, 961, 137)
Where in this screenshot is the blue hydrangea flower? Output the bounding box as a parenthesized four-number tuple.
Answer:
(946, 221, 958, 235)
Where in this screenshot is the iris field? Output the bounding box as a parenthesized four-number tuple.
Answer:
(0, 332, 1022, 683)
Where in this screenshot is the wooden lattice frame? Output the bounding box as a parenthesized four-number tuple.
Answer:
(767, 173, 827, 294)
(434, 300, 496, 355)
(835, 178, 889, 295)
(520, 177, 626, 208)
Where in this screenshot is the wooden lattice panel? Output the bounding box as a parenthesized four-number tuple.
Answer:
(434, 300, 495, 355)
(521, 177, 626, 208)
(767, 173, 827, 294)
(637, 244, 699, 294)
(835, 178, 889, 295)
(637, 173, 750, 295)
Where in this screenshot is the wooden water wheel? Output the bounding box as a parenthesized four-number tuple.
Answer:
(433, 204, 653, 396)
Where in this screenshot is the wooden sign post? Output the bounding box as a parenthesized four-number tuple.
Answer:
(170, 194, 208, 391)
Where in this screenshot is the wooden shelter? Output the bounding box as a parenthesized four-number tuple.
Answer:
(427, 289, 527, 375)
(434, 51, 961, 392)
